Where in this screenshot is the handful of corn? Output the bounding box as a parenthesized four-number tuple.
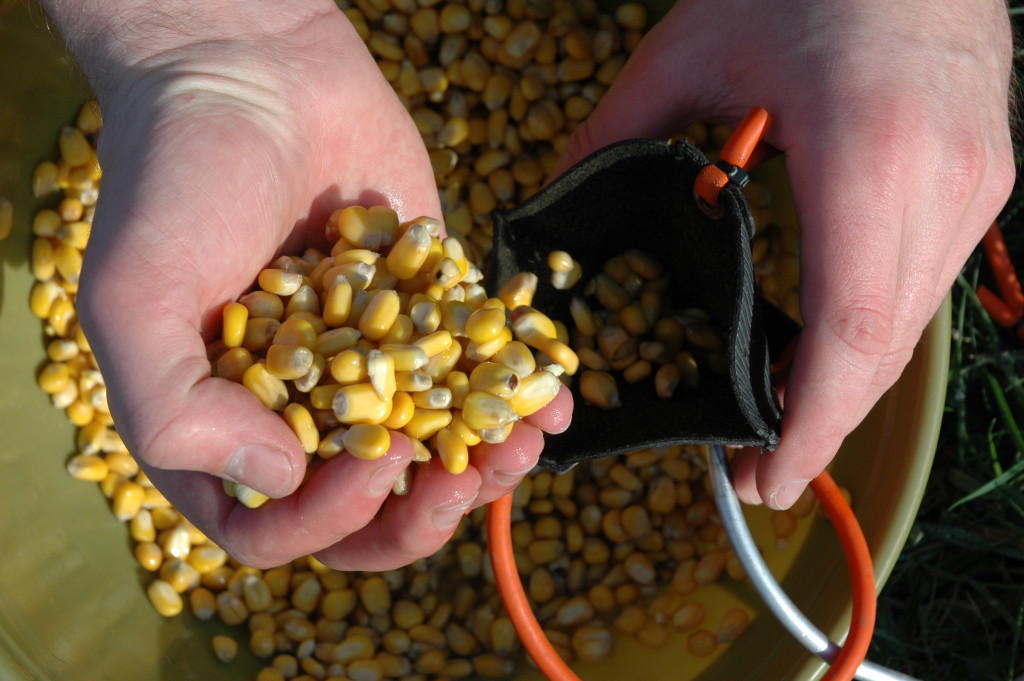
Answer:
(212, 204, 577, 507)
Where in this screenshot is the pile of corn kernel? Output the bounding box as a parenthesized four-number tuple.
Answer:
(26, 1, 813, 679)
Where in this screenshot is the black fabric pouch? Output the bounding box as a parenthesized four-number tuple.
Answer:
(488, 139, 798, 473)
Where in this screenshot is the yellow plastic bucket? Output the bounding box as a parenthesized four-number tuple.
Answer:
(0, 2, 948, 680)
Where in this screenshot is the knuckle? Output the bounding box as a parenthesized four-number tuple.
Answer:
(826, 298, 894, 359)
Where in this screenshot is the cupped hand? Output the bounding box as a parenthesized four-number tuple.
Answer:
(555, 0, 1014, 508)
(70, 1, 570, 569)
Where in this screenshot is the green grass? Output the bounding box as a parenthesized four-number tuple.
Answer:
(869, 164, 1024, 677)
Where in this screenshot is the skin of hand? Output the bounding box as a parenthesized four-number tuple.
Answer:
(41, 0, 573, 570)
(554, 0, 1015, 509)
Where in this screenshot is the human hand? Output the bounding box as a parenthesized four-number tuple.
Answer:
(44, 0, 572, 569)
(554, 0, 1014, 508)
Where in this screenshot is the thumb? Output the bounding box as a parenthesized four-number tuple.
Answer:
(78, 276, 306, 499)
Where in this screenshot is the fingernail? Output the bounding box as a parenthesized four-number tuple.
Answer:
(367, 459, 409, 497)
(225, 444, 294, 497)
(432, 500, 473, 531)
(767, 479, 810, 510)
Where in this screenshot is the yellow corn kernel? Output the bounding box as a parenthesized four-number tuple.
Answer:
(239, 290, 284, 321)
(386, 223, 432, 279)
(189, 587, 217, 621)
(434, 427, 469, 474)
(288, 309, 327, 334)
(440, 300, 473, 337)
(511, 310, 558, 340)
(469, 362, 519, 399)
(402, 407, 453, 441)
(655, 363, 681, 400)
(623, 359, 653, 384)
(367, 350, 397, 401)
(330, 349, 368, 384)
(323, 260, 375, 292)
(321, 278, 353, 328)
(273, 317, 317, 348)
(465, 306, 507, 344)
(59, 126, 91, 166)
(448, 411, 482, 447)
(444, 370, 470, 409)
(66, 453, 108, 481)
(409, 300, 441, 336)
(212, 634, 239, 663)
(461, 391, 516, 431)
(57, 220, 90, 250)
(148, 579, 184, 617)
(216, 346, 254, 382)
(103, 450, 137, 478)
(135, 541, 163, 571)
(333, 206, 382, 250)
(114, 482, 145, 520)
(32, 208, 61, 237)
(332, 383, 392, 425)
(242, 363, 289, 410)
(508, 370, 562, 417)
(296, 350, 323, 393)
(411, 387, 453, 410)
(381, 390, 416, 430)
(579, 370, 621, 409)
(38, 361, 71, 394)
(379, 343, 429, 372)
(31, 237, 56, 281)
(379, 313, 414, 345)
(525, 333, 579, 375)
(342, 423, 391, 460)
(219, 301, 248, 348)
(316, 426, 347, 459)
(547, 250, 575, 273)
(258, 268, 304, 296)
(232, 482, 269, 509)
(265, 343, 315, 380)
(160, 558, 200, 593)
(395, 370, 433, 392)
(53, 242, 82, 283)
(187, 545, 228, 575)
(73, 100, 102, 136)
(358, 290, 401, 341)
(242, 317, 280, 353)
(412, 330, 453, 359)
(127, 509, 156, 544)
(311, 327, 357, 361)
(66, 397, 94, 426)
(498, 272, 538, 310)
(56, 196, 84, 223)
(283, 403, 320, 454)
(465, 325, 511, 363)
(33, 161, 60, 198)
(310, 384, 342, 412)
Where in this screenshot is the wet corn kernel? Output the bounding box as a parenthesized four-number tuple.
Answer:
(147, 580, 184, 617)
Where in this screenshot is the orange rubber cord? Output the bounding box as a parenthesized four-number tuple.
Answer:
(486, 464, 876, 681)
(487, 491, 583, 681)
(977, 220, 1024, 342)
(694, 107, 772, 208)
(810, 471, 876, 681)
